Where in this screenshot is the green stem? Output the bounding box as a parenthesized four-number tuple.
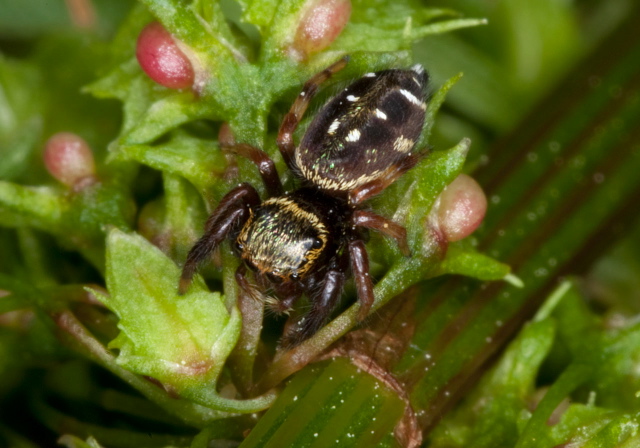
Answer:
(53, 310, 264, 426)
(515, 363, 592, 448)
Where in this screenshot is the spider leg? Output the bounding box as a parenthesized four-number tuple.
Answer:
(235, 263, 264, 301)
(270, 281, 304, 315)
(282, 268, 345, 347)
(353, 210, 410, 256)
(348, 153, 420, 205)
(179, 183, 260, 294)
(221, 142, 283, 197)
(276, 56, 349, 169)
(348, 239, 375, 321)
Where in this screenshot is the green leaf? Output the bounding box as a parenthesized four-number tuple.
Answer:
(0, 183, 63, 230)
(431, 317, 556, 447)
(331, 1, 485, 55)
(0, 177, 135, 271)
(241, 359, 406, 448)
(94, 228, 241, 395)
(435, 242, 511, 281)
(552, 409, 640, 447)
(84, 59, 142, 103)
(116, 130, 228, 198)
(423, 72, 463, 143)
(516, 363, 592, 448)
(118, 92, 218, 146)
(239, 0, 281, 32)
(549, 403, 611, 446)
(86, 62, 195, 144)
(427, 280, 640, 447)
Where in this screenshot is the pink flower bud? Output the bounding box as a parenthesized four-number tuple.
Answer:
(44, 132, 96, 188)
(136, 22, 195, 90)
(435, 174, 487, 242)
(292, 0, 351, 59)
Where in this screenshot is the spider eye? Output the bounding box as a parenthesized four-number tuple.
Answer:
(290, 272, 300, 281)
(312, 238, 323, 249)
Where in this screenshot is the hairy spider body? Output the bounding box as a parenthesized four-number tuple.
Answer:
(179, 57, 428, 346)
(236, 188, 346, 283)
(297, 67, 427, 195)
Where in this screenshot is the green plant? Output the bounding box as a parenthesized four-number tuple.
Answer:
(1, 0, 640, 447)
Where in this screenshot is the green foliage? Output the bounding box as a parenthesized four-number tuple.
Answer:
(0, 56, 44, 181)
(430, 282, 640, 447)
(241, 359, 406, 447)
(92, 229, 242, 396)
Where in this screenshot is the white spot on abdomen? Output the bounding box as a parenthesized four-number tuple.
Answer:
(399, 89, 426, 109)
(393, 135, 414, 153)
(328, 119, 340, 135)
(374, 109, 387, 120)
(346, 129, 361, 142)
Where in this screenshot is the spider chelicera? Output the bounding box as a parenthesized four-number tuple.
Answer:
(179, 57, 428, 346)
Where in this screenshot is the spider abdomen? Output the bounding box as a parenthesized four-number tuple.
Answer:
(295, 66, 428, 194)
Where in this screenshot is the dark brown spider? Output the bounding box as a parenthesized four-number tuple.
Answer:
(179, 57, 428, 346)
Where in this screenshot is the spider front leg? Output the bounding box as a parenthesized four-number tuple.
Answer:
(179, 183, 260, 294)
(276, 56, 349, 169)
(235, 264, 264, 302)
(221, 142, 283, 197)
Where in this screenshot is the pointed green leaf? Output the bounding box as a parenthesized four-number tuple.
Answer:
(435, 243, 511, 281)
(431, 317, 556, 447)
(96, 228, 241, 393)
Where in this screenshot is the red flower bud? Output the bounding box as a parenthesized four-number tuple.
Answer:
(136, 22, 195, 90)
(435, 174, 487, 242)
(292, 0, 351, 59)
(44, 132, 96, 189)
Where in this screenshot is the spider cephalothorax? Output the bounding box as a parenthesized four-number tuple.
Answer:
(179, 57, 428, 346)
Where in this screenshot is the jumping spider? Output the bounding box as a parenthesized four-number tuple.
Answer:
(179, 57, 428, 346)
